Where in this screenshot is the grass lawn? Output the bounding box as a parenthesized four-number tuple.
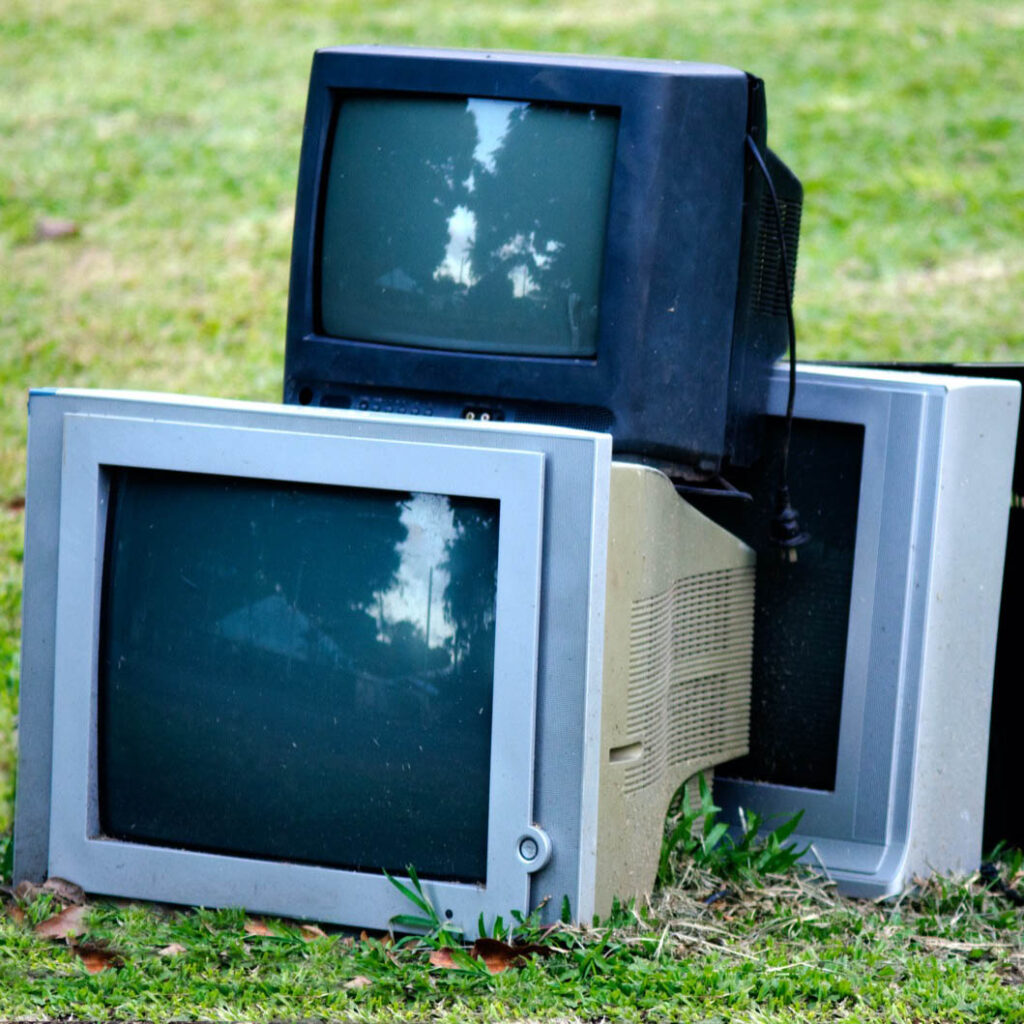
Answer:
(2, 0, 1023, 1019)
(2, 867, 1024, 1022)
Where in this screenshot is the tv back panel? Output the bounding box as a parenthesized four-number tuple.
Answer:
(690, 365, 1020, 896)
(283, 46, 802, 472)
(15, 390, 754, 930)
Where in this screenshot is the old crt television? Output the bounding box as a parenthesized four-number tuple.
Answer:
(689, 366, 1020, 896)
(14, 390, 754, 930)
(282, 46, 803, 472)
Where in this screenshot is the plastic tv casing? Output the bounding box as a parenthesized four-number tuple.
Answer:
(696, 365, 1020, 896)
(283, 45, 802, 472)
(14, 390, 755, 930)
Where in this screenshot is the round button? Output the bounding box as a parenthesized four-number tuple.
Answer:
(518, 837, 539, 862)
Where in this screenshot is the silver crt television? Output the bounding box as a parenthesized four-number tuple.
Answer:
(691, 365, 1020, 896)
(14, 390, 755, 930)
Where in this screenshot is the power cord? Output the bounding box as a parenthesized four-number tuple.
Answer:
(745, 134, 809, 553)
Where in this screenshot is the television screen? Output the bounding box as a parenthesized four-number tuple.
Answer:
(15, 390, 755, 930)
(694, 417, 864, 793)
(285, 46, 803, 471)
(320, 95, 618, 356)
(99, 468, 498, 882)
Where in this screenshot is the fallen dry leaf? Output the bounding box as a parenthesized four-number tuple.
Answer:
(243, 917, 274, 937)
(71, 942, 124, 974)
(359, 928, 392, 946)
(473, 937, 554, 974)
(35, 218, 80, 241)
(344, 975, 373, 990)
(429, 937, 555, 974)
(14, 880, 42, 903)
(42, 878, 87, 905)
(474, 938, 519, 974)
(44, 876, 87, 901)
(6, 904, 27, 925)
(300, 923, 328, 941)
(157, 943, 187, 957)
(429, 947, 457, 968)
(34, 904, 89, 940)
(15, 876, 87, 909)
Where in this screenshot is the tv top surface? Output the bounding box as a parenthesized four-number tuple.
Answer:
(284, 45, 802, 472)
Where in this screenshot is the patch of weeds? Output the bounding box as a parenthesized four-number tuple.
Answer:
(658, 772, 808, 887)
(385, 864, 462, 947)
(0, 831, 12, 885)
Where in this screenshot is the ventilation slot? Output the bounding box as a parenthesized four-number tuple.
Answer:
(622, 566, 755, 796)
(752, 193, 802, 318)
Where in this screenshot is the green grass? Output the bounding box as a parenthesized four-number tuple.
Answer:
(3, 869, 1024, 1022)
(2, 0, 1023, 1018)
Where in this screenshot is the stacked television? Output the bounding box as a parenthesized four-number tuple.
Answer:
(13, 47, 1020, 930)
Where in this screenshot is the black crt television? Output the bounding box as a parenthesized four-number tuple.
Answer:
(282, 46, 802, 473)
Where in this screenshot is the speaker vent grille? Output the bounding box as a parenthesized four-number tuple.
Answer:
(623, 566, 754, 795)
(753, 193, 802, 318)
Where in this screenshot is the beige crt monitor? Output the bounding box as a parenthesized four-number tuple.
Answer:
(592, 464, 755, 913)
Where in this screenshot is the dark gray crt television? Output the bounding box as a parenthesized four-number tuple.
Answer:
(283, 46, 802, 472)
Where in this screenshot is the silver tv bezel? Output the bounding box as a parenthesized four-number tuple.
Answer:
(15, 390, 614, 930)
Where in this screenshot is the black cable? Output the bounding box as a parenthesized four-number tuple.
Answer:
(980, 860, 1024, 906)
(745, 133, 808, 550)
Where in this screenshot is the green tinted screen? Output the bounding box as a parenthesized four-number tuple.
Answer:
(319, 95, 619, 357)
(98, 468, 499, 883)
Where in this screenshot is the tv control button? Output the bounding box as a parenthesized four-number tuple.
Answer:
(516, 827, 551, 871)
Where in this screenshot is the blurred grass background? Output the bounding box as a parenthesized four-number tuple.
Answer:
(1, 0, 1022, 840)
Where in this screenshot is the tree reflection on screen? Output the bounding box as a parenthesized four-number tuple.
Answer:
(320, 94, 618, 356)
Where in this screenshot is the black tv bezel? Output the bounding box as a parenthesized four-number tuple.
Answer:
(285, 47, 765, 469)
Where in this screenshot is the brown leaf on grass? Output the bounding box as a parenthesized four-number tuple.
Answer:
(71, 941, 124, 974)
(429, 938, 554, 974)
(6, 904, 27, 925)
(343, 975, 373, 990)
(243, 917, 274, 937)
(300, 923, 328, 941)
(14, 880, 43, 903)
(35, 218, 80, 241)
(358, 928, 392, 946)
(14, 877, 86, 908)
(429, 947, 457, 968)
(4, 495, 25, 513)
(34, 904, 88, 940)
(41, 877, 87, 905)
(472, 937, 553, 974)
(157, 943, 187, 957)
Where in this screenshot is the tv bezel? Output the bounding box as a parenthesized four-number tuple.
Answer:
(15, 391, 616, 930)
(284, 46, 761, 468)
